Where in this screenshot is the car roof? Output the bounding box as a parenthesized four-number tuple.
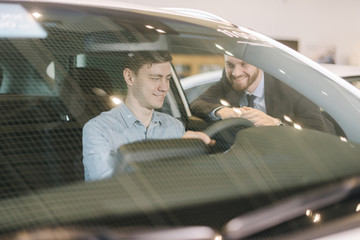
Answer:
(11, 0, 234, 26)
(161, 7, 232, 24)
(10, 0, 163, 12)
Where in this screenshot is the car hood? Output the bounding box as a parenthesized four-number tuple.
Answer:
(1, 127, 359, 233)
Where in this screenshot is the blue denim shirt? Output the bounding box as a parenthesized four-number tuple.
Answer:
(82, 103, 185, 181)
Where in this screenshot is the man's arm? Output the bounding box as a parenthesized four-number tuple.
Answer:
(293, 94, 326, 132)
(82, 121, 117, 181)
(190, 80, 227, 121)
(265, 76, 326, 131)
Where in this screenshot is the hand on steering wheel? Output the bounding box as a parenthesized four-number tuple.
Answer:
(203, 118, 254, 153)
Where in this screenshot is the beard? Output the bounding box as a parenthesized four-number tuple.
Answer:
(228, 69, 260, 92)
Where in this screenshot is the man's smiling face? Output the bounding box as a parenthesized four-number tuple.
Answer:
(225, 55, 260, 92)
(132, 61, 172, 110)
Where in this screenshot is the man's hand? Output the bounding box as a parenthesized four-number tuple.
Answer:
(215, 107, 243, 119)
(182, 131, 215, 145)
(240, 107, 280, 126)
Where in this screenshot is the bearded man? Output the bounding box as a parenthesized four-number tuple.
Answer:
(190, 55, 325, 131)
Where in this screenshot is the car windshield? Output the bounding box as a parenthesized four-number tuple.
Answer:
(1, 1, 360, 239)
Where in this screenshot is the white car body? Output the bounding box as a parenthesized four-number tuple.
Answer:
(1, 1, 360, 239)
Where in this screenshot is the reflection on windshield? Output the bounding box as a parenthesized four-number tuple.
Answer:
(0, 4, 47, 38)
(223, 177, 360, 239)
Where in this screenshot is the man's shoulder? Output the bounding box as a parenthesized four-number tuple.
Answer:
(84, 106, 122, 129)
(264, 73, 299, 95)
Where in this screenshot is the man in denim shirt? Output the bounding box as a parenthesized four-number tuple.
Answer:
(83, 51, 212, 181)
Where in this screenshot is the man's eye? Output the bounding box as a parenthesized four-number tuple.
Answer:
(226, 63, 234, 68)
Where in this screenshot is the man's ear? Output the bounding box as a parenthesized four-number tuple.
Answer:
(123, 68, 135, 86)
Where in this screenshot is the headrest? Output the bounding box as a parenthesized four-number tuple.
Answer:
(65, 67, 113, 95)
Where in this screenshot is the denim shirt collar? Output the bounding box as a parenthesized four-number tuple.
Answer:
(116, 103, 163, 128)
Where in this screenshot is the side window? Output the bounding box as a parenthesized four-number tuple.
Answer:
(176, 54, 346, 138)
(0, 41, 55, 96)
(173, 54, 224, 79)
(184, 77, 220, 104)
(175, 54, 224, 104)
(346, 77, 360, 90)
(158, 89, 182, 118)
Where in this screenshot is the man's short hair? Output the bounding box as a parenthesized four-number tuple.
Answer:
(123, 51, 172, 74)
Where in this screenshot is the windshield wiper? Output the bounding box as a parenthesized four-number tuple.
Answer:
(222, 176, 360, 239)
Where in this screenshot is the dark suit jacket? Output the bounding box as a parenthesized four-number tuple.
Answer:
(190, 71, 325, 132)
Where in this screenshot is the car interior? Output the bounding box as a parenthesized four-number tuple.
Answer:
(0, 40, 207, 199)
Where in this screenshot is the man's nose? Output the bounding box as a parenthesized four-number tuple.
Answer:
(158, 78, 169, 91)
(232, 64, 244, 76)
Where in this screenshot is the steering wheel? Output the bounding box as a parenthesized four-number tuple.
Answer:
(203, 118, 254, 153)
